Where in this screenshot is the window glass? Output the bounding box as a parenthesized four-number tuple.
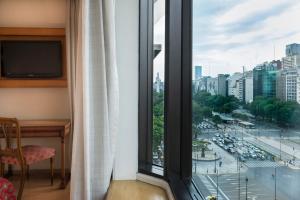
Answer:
(153, 0, 165, 172)
(192, 1, 300, 199)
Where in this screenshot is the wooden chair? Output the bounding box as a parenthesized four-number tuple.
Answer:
(0, 117, 55, 200)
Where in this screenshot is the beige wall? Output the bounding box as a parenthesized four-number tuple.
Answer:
(0, 0, 70, 169)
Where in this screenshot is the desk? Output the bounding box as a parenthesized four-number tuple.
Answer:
(18, 120, 71, 189)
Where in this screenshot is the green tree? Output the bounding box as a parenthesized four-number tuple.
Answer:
(212, 115, 222, 125)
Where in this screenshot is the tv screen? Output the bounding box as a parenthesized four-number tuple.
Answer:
(0, 41, 62, 78)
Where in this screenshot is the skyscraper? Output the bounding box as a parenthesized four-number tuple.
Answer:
(153, 72, 164, 92)
(227, 72, 243, 98)
(276, 68, 299, 103)
(286, 43, 300, 56)
(253, 62, 278, 98)
(194, 66, 202, 80)
(217, 74, 229, 96)
(282, 44, 300, 68)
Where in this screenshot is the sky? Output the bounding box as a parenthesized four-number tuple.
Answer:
(153, 0, 300, 81)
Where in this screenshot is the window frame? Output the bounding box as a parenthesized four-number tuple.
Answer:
(139, 0, 203, 199)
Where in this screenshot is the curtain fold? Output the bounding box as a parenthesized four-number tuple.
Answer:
(67, 0, 119, 199)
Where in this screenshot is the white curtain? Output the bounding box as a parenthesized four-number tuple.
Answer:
(67, 0, 119, 199)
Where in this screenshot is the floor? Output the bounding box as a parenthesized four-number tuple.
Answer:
(8, 175, 167, 200)
(10, 173, 70, 200)
(106, 180, 168, 200)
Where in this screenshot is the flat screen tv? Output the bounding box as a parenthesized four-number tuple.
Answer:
(0, 41, 62, 78)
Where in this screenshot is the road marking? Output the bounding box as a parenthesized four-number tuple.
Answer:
(207, 175, 230, 200)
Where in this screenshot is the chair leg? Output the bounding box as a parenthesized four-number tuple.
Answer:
(0, 163, 4, 177)
(17, 164, 26, 200)
(26, 165, 30, 180)
(50, 157, 54, 186)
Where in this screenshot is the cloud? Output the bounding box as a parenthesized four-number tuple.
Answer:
(192, 0, 300, 77)
(153, 0, 300, 80)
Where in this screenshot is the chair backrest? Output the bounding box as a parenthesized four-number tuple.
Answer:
(0, 117, 23, 161)
(0, 117, 25, 200)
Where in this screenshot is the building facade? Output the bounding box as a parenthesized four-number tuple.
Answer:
(207, 77, 218, 95)
(276, 68, 299, 103)
(217, 74, 229, 96)
(243, 71, 254, 103)
(253, 62, 278, 98)
(153, 72, 164, 92)
(227, 72, 243, 99)
(194, 66, 202, 80)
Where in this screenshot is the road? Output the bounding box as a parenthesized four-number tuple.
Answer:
(194, 122, 300, 200)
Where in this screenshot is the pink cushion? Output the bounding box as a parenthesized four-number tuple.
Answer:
(0, 177, 16, 200)
(1, 145, 55, 165)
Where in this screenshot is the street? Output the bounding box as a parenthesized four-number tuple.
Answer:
(194, 121, 300, 200)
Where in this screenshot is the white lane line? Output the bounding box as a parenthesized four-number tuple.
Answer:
(207, 175, 230, 200)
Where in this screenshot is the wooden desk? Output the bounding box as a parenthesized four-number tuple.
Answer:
(18, 120, 71, 189)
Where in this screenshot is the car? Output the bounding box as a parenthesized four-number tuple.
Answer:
(251, 154, 257, 159)
(239, 156, 246, 162)
(229, 148, 236, 153)
(212, 137, 217, 142)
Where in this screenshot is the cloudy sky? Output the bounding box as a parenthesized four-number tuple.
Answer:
(153, 0, 300, 80)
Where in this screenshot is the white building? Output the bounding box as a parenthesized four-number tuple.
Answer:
(282, 55, 300, 68)
(227, 72, 243, 98)
(153, 72, 164, 92)
(207, 77, 218, 95)
(276, 68, 299, 103)
(244, 71, 253, 103)
(193, 76, 209, 93)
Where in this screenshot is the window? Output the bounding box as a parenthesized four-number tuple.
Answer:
(192, 1, 300, 200)
(152, 0, 165, 170)
(139, 0, 166, 177)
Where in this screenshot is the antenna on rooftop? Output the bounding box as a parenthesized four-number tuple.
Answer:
(273, 43, 276, 60)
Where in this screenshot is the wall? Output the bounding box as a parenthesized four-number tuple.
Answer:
(114, 0, 139, 180)
(0, 0, 69, 169)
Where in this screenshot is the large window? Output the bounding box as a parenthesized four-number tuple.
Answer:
(152, 0, 165, 170)
(138, 0, 165, 177)
(192, 1, 300, 200)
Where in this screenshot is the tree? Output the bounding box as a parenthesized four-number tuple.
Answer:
(193, 140, 210, 158)
(152, 91, 164, 153)
(193, 101, 204, 125)
(212, 115, 222, 125)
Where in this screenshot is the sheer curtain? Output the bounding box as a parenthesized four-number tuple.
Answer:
(67, 0, 119, 199)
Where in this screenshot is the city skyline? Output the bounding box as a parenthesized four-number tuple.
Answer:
(153, 0, 300, 80)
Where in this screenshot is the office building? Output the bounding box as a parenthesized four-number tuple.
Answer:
(277, 68, 299, 103)
(194, 66, 202, 80)
(227, 72, 243, 98)
(207, 77, 218, 95)
(217, 74, 229, 96)
(253, 62, 278, 98)
(153, 72, 164, 92)
(286, 43, 300, 56)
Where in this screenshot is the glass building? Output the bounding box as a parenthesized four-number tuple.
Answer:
(253, 62, 278, 98)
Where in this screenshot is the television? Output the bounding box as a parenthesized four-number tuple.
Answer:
(0, 40, 62, 78)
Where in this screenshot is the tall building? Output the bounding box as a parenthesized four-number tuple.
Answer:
(286, 43, 300, 56)
(253, 62, 278, 98)
(193, 76, 209, 93)
(207, 77, 218, 95)
(153, 72, 164, 92)
(243, 71, 254, 103)
(276, 68, 299, 103)
(227, 72, 243, 98)
(282, 44, 300, 68)
(217, 74, 229, 96)
(282, 56, 300, 68)
(194, 66, 202, 80)
(237, 78, 244, 102)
